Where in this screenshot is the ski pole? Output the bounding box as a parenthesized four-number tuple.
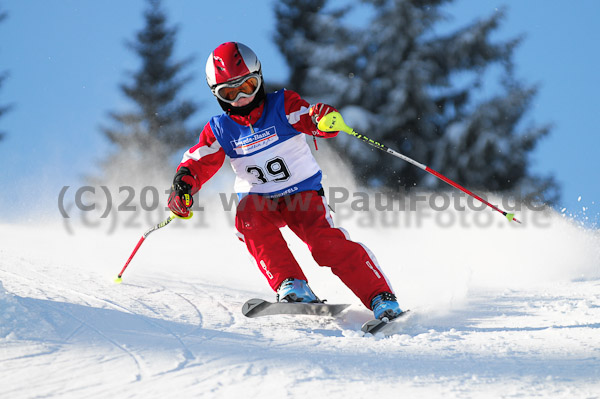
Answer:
(317, 112, 521, 224)
(114, 208, 193, 284)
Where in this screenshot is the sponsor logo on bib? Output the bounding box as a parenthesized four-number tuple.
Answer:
(231, 126, 278, 155)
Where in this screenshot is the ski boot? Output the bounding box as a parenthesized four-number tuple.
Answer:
(371, 292, 403, 320)
(276, 278, 320, 303)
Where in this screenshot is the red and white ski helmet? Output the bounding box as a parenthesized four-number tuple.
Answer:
(205, 42, 262, 89)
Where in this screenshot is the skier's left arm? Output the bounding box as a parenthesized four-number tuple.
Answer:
(284, 90, 339, 138)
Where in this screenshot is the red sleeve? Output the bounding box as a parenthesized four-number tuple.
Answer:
(177, 122, 226, 193)
(283, 90, 338, 138)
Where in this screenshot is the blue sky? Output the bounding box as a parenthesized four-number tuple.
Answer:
(1, 0, 599, 225)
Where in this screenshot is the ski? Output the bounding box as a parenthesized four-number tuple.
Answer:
(361, 310, 411, 335)
(242, 298, 350, 318)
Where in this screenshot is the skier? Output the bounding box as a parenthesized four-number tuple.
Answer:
(168, 42, 402, 320)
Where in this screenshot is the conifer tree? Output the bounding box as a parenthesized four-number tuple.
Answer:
(274, 0, 357, 102)
(0, 7, 11, 142)
(98, 0, 198, 185)
(274, 0, 557, 201)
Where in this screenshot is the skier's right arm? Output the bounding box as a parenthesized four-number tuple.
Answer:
(168, 123, 226, 217)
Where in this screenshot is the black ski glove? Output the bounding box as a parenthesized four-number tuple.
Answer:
(168, 167, 194, 218)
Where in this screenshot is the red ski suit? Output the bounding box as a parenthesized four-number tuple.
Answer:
(177, 90, 393, 308)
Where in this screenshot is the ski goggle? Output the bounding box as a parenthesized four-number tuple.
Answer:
(213, 74, 262, 103)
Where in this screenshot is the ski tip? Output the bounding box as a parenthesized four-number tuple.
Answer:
(242, 298, 268, 318)
(361, 309, 411, 336)
(114, 276, 123, 284)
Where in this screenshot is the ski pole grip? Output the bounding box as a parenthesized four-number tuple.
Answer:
(317, 112, 354, 134)
(171, 211, 194, 220)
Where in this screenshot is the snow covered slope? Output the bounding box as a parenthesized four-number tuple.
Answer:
(1, 198, 599, 398)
